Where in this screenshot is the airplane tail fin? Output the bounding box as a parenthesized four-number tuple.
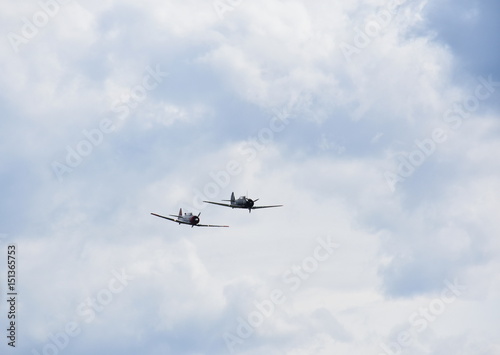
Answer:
(223, 192, 236, 203)
(179, 208, 182, 217)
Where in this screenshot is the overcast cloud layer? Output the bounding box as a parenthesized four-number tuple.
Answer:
(1, 0, 499, 354)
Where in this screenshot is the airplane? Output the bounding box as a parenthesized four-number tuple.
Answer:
(204, 192, 283, 213)
(151, 208, 229, 228)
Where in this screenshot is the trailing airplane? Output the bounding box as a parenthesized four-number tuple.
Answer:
(151, 208, 228, 228)
(204, 192, 283, 213)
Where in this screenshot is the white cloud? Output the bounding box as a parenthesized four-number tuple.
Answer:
(1, 0, 500, 354)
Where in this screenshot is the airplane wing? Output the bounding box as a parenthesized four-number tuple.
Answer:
(252, 205, 283, 209)
(151, 213, 178, 223)
(152, 213, 228, 227)
(203, 201, 233, 208)
(195, 223, 229, 228)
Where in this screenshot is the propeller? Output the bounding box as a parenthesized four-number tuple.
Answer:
(247, 198, 255, 213)
(191, 214, 200, 226)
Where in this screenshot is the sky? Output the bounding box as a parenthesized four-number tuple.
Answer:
(1, 0, 499, 354)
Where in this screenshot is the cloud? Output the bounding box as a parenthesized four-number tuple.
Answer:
(422, 0, 500, 79)
(1, 0, 500, 354)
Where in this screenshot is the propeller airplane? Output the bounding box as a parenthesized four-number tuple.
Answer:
(204, 192, 283, 213)
(151, 208, 229, 228)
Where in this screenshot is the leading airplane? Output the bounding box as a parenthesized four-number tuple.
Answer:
(151, 208, 229, 228)
(204, 192, 283, 213)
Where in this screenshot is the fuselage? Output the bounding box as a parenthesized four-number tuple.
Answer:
(231, 196, 254, 209)
(178, 212, 199, 225)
